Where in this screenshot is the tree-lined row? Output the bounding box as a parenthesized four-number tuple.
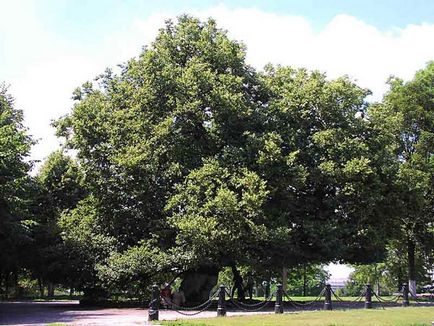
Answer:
(0, 16, 433, 301)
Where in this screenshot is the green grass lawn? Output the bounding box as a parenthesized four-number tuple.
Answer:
(158, 307, 434, 326)
(252, 295, 406, 302)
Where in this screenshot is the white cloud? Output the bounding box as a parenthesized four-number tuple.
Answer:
(1, 4, 434, 169)
(187, 6, 434, 98)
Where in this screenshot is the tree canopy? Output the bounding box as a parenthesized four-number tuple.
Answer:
(369, 62, 434, 294)
(0, 84, 35, 296)
(52, 16, 405, 297)
(1, 16, 433, 301)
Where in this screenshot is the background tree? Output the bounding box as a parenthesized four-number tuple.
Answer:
(285, 263, 329, 296)
(369, 62, 434, 296)
(29, 150, 85, 297)
(0, 84, 34, 298)
(344, 242, 433, 296)
(256, 66, 395, 267)
(59, 196, 117, 300)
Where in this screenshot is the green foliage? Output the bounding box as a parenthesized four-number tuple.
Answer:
(97, 239, 178, 295)
(19, 17, 429, 298)
(0, 84, 35, 297)
(285, 264, 329, 296)
(55, 16, 262, 251)
(257, 66, 394, 264)
(167, 159, 269, 267)
(38, 150, 85, 215)
(47, 16, 405, 295)
(344, 241, 434, 296)
(21, 150, 87, 295)
(369, 62, 434, 283)
(58, 196, 116, 291)
(53, 15, 267, 290)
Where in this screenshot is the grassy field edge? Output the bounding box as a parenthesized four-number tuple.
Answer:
(158, 307, 434, 326)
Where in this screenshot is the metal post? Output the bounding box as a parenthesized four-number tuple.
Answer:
(402, 283, 409, 307)
(275, 283, 283, 314)
(148, 284, 159, 321)
(217, 284, 226, 317)
(323, 284, 332, 310)
(364, 284, 372, 309)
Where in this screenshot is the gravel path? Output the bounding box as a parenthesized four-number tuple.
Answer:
(0, 301, 274, 326)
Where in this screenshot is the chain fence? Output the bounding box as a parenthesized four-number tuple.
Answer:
(226, 288, 276, 312)
(148, 282, 434, 321)
(162, 296, 215, 316)
(160, 289, 220, 316)
(330, 288, 366, 308)
(283, 287, 325, 308)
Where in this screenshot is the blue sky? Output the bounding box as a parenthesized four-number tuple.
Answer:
(37, 0, 434, 33)
(1, 1, 434, 170)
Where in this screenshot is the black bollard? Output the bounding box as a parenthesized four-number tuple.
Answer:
(364, 284, 372, 309)
(275, 284, 283, 314)
(148, 284, 159, 321)
(323, 284, 332, 310)
(217, 285, 226, 317)
(402, 283, 409, 307)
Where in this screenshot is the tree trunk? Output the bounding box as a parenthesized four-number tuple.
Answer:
(0, 271, 3, 300)
(373, 264, 380, 295)
(376, 283, 381, 296)
(407, 238, 417, 297)
(180, 266, 219, 303)
(14, 271, 19, 298)
(5, 272, 9, 299)
(303, 264, 307, 296)
(282, 268, 288, 293)
(397, 266, 403, 292)
(230, 263, 245, 300)
(47, 282, 55, 298)
(38, 278, 44, 298)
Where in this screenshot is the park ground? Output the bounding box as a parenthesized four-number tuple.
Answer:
(159, 307, 434, 326)
(0, 301, 434, 326)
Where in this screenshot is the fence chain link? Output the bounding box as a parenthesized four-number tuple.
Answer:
(375, 293, 401, 303)
(225, 288, 275, 312)
(283, 287, 325, 308)
(330, 288, 366, 309)
(162, 297, 215, 316)
(371, 292, 386, 309)
(160, 290, 219, 316)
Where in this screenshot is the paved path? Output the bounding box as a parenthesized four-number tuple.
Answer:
(0, 301, 275, 326)
(3, 300, 433, 326)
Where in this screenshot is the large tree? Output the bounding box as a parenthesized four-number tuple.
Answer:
(56, 16, 265, 298)
(55, 16, 398, 300)
(369, 62, 434, 296)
